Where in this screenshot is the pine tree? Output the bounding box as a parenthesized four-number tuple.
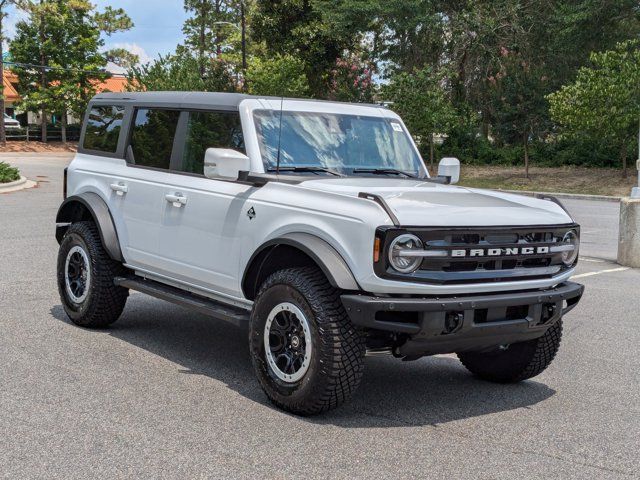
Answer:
(182, 0, 234, 77)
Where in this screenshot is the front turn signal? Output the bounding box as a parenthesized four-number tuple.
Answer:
(373, 237, 381, 263)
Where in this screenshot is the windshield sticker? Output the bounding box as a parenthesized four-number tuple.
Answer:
(390, 122, 403, 132)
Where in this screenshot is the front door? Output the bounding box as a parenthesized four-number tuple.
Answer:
(153, 109, 252, 299)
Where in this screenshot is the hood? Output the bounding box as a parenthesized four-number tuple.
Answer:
(298, 177, 572, 227)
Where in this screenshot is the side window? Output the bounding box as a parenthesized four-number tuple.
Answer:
(130, 109, 181, 169)
(181, 111, 245, 175)
(83, 105, 125, 153)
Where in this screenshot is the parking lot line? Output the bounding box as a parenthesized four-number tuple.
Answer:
(579, 257, 606, 263)
(572, 267, 629, 279)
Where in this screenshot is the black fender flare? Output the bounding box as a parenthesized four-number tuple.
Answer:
(55, 192, 124, 262)
(242, 232, 360, 299)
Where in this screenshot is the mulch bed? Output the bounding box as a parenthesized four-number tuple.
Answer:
(0, 142, 78, 153)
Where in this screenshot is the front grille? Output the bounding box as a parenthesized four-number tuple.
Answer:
(376, 224, 578, 285)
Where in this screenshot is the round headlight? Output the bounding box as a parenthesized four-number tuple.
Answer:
(388, 234, 424, 273)
(561, 230, 579, 266)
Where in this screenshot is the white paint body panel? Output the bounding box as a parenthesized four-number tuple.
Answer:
(66, 99, 575, 304)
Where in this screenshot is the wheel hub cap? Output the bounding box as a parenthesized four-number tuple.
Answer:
(64, 245, 90, 304)
(264, 302, 312, 383)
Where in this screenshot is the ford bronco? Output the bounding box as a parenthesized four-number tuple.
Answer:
(56, 92, 584, 415)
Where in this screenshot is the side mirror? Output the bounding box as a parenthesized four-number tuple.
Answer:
(204, 148, 251, 180)
(437, 157, 460, 185)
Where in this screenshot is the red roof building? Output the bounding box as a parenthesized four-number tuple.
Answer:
(2, 70, 130, 107)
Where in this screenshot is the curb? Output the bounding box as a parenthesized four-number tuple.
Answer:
(501, 189, 621, 203)
(0, 152, 74, 157)
(0, 176, 37, 193)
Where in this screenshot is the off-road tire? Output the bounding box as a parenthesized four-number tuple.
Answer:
(249, 267, 366, 415)
(457, 320, 563, 383)
(57, 221, 128, 328)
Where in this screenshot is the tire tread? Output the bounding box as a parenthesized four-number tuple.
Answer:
(458, 320, 563, 383)
(251, 267, 366, 415)
(57, 221, 128, 328)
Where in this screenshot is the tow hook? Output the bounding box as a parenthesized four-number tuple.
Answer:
(443, 311, 464, 334)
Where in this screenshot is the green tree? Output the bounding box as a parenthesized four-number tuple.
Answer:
(487, 50, 552, 179)
(383, 66, 458, 170)
(105, 47, 140, 69)
(316, 0, 445, 75)
(315, 1, 640, 162)
(58, 2, 132, 142)
(182, 0, 234, 76)
(251, 0, 358, 98)
(10, 0, 132, 142)
(127, 52, 238, 93)
(548, 40, 640, 177)
(10, 0, 55, 142)
(246, 54, 309, 97)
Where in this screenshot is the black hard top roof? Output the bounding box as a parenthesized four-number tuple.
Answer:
(91, 91, 382, 110)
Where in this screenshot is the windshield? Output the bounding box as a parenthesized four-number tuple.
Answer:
(253, 110, 425, 176)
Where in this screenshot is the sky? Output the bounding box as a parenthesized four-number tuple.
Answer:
(4, 0, 189, 65)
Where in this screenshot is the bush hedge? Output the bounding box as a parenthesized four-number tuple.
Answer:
(0, 162, 21, 183)
(439, 134, 625, 169)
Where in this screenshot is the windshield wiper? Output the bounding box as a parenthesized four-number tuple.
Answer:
(267, 166, 343, 177)
(352, 168, 418, 178)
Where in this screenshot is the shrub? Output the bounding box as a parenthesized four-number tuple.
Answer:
(0, 162, 21, 183)
(246, 54, 310, 97)
(441, 133, 623, 169)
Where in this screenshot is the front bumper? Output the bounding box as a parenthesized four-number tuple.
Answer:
(341, 281, 584, 356)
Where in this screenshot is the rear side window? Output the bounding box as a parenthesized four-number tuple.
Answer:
(130, 109, 181, 169)
(182, 111, 245, 175)
(83, 105, 125, 153)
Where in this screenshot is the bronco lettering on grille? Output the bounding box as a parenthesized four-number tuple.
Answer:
(451, 246, 550, 257)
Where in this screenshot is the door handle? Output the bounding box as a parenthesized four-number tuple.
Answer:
(110, 182, 128, 196)
(165, 193, 188, 207)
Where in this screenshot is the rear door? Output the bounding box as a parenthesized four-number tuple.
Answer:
(74, 103, 159, 270)
(107, 107, 182, 272)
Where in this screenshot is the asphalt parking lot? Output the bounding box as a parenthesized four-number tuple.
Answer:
(1, 153, 638, 479)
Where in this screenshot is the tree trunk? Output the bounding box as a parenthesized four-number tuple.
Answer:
(61, 112, 67, 144)
(429, 138, 434, 172)
(480, 113, 489, 140)
(523, 132, 530, 180)
(241, 1, 247, 91)
(198, 0, 206, 77)
(41, 110, 47, 142)
(621, 143, 628, 178)
(215, 0, 221, 57)
(0, 2, 6, 147)
(39, 2, 47, 144)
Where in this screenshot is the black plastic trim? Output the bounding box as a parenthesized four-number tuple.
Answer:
(341, 281, 584, 335)
(359, 192, 400, 226)
(534, 193, 575, 221)
(374, 223, 580, 284)
(114, 276, 250, 328)
(55, 193, 123, 262)
(242, 233, 360, 298)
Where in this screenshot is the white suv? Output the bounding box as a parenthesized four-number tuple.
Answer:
(3, 113, 21, 129)
(56, 92, 584, 415)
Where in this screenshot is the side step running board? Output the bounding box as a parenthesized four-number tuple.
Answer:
(114, 276, 250, 328)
